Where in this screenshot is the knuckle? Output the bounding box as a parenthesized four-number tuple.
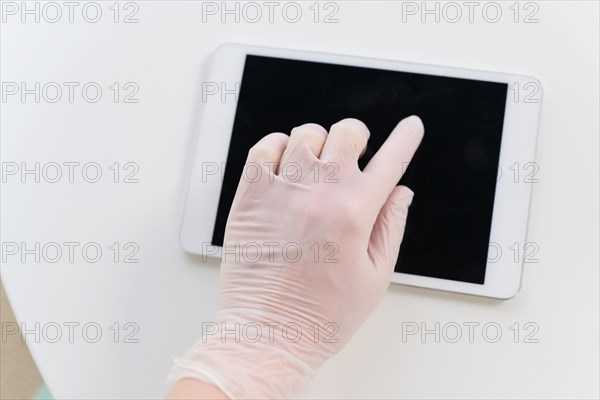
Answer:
(333, 118, 370, 140)
(337, 199, 364, 231)
(293, 123, 328, 138)
(247, 132, 289, 160)
(248, 143, 277, 161)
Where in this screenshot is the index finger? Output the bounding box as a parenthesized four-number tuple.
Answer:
(363, 115, 424, 207)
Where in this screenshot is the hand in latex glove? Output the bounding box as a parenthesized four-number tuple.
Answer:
(169, 116, 424, 399)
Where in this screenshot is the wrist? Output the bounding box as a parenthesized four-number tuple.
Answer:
(169, 316, 317, 399)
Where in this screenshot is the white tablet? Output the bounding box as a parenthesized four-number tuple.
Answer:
(181, 43, 541, 299)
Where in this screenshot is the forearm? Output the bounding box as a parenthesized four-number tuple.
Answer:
(168, 378, 228, 400)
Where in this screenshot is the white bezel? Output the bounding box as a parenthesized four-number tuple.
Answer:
(180, 43, 542, 299)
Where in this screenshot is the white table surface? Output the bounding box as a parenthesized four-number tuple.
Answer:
(1, 1, 598, 398)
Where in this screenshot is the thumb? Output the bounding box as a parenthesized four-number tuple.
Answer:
(368, 185, 414, 277)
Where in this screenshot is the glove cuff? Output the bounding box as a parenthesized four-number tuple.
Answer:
(167, 329, 316, 399)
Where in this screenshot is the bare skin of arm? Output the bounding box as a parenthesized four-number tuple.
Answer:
(167, 378, 228, 400)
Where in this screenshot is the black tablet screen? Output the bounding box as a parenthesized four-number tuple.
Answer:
(212, 55, 507, 284)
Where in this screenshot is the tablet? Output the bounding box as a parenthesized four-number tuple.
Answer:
(181, 43, 541, 299)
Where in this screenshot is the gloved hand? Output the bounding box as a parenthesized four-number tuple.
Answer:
(169, 116, 424, 399)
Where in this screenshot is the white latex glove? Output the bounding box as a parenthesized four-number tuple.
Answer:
(169, 116, 424, 399)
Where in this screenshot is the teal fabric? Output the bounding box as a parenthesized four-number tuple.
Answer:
(32, 385, 53, 400)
